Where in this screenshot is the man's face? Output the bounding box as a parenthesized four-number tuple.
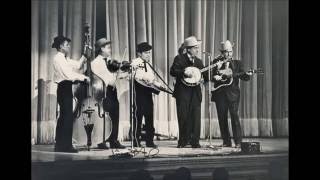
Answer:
(139, 50, 152, 62)
(188, 45, 199, 57)
(60, 41, 70, 54)
(101, 44, 112, 57)
(222, 50, 233, 59)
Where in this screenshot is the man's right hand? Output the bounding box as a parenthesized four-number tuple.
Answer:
(213, 75, 222, 81)
(84, 76, 90, 83)
(184, 69, 193, 78)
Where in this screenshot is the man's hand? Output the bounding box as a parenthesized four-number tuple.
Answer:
(84, 76, 90, 83)
(153, 81, 163, 88)
(184, 69, 193, 78)
(213, 75, 222, 81)
(215, 61, 224, 69)
(246, 71, 253, 76)
(144, 79, 152, 86)
(80, 55, 88, 67)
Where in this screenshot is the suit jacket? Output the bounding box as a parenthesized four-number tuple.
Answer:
(211, 59, 250, 102)
(170, 54, 208, 102)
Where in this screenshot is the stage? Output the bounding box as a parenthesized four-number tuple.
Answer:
(32, 138, 288, 180)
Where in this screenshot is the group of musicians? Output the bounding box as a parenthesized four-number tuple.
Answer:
(52, 35, 253, 153)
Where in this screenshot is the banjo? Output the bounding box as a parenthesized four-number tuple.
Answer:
(181, 57, 229, 86)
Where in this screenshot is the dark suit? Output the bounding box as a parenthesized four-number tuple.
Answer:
(170, 53, 208, 146)
(211, 59, 250, 146)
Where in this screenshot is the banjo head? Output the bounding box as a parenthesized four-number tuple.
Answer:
(181, 67, 202, 86)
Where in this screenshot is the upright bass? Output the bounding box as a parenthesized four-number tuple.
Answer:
(73, 24, 99, 151)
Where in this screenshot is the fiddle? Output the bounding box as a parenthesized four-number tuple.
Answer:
(105, 47, 131, 73)
(106, 59, 131, 73)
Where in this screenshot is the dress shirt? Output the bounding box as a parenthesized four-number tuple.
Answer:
(131, 57, 156, 83)
(187, 53, 194, 64)
(53, 52, 87, 83)
(91, 55, 118, 87)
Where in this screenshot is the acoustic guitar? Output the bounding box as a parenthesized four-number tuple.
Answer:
(211, 68, 264, 91)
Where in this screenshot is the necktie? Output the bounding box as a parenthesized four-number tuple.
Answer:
(143, 61, 147, 72)
(190, 57, 194, 65)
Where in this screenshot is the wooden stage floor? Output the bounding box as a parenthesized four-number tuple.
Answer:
(32, 138, 288, 180)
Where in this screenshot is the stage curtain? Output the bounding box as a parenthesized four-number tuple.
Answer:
(31, 0, 288, 144)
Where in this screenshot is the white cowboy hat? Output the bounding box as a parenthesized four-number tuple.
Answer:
(183, 36, 202, 47)
(220, 40, 234, 51)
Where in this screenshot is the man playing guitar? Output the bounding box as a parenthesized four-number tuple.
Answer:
(130, 42, 163, 148)
(211, 40, 253, 148)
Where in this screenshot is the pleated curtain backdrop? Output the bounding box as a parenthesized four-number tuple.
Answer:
(31, 0, 288, 144)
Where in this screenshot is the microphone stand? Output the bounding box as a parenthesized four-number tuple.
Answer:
(145, 60, 174, 94)
(128, 66, 139, 153)
(203, 52, 218, 150)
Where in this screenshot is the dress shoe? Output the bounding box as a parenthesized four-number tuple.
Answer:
(177, 143, 187, 148)
(55, 146, 78, 153)
(146, 141, 158, 148)
(133, 141, 142, 147)
(97, 142, 109, 149)
(65, 147, 79, 153)
(218, 143, 232, 147)
(191, 143, 201, 148)
(234, 144, 241, 148)
(110, 140, 126, 149)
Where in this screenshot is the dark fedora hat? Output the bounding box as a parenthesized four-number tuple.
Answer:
(136, 42, 152, 53)
(52, 35, 71, 49)
(95, 38, 111, 50)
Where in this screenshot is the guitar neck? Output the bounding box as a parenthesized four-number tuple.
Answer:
(200, 59, 229, 73)
(235, 69, 263, 77)
(200, 64, 217, 73)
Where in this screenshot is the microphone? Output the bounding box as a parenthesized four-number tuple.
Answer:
(202, 52, 212, 56)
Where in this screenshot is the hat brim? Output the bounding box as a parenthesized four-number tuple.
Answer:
(95, 41, 111, 49)
(185, 40, 202, 47)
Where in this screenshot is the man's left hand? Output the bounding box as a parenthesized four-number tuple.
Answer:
(246, 72, 253, 76)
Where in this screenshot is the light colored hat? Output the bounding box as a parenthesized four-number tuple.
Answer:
(220, 40, 234, 51)
(95, 38, 111, 50)
(183, 36, 201, 47)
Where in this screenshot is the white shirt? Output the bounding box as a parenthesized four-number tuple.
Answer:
(187, 53, 194, 64)
(91, 55, 118, 87)
(53, 52, 87, 83)
(131, 57, 156, 83)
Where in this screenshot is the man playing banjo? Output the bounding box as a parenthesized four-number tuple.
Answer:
(170, 36, 209, 148)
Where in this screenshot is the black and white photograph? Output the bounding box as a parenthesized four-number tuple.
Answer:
(31, 0, 288, 179)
